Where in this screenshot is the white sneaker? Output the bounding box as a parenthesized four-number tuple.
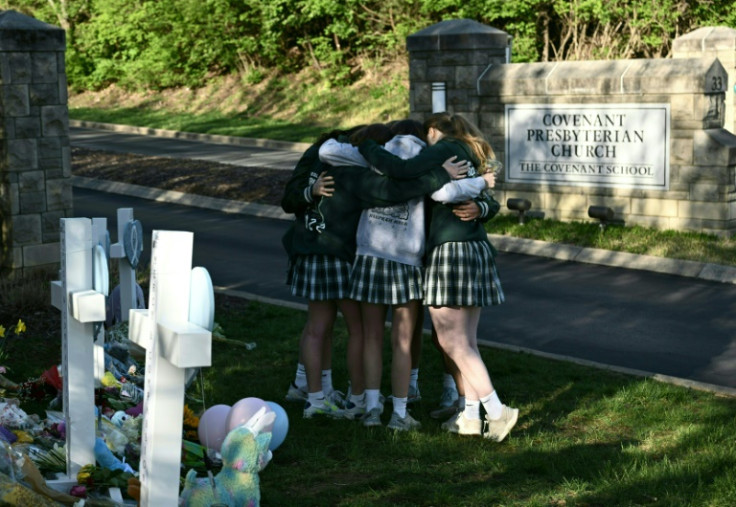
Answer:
(408, 385, 421, 404)
(285, 382, 307, 402)
(362, 407, 383, 427)
(387, 412, 421, 431)
(483, 405, 519, 442)
(441, 411, 482, 436)
(325, 389, 346, 408)
(430, 399, 459, 420)
(343, 400, 366, 420)
(303, 399, 344, 419)
(439, 385, 458, 408)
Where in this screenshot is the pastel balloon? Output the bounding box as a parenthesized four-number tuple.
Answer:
(225, 397, 273, 432)
(198, 404, 231, 452)
(265, 401, 289, 451)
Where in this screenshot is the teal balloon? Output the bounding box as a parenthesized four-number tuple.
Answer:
(265, 401, 289, 451)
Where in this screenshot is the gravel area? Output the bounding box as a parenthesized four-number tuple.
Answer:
(72, 147, 291, 206)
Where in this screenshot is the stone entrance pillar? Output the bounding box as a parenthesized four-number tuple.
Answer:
(0, 10, 71, 278)
(406, 18, 511, 128)
(673, 27, 736, 134)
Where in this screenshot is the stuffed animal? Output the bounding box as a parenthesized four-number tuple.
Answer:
(179, 407, 275, 507)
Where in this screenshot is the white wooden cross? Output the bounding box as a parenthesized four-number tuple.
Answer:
(128, 230, 213, 507)
(50, 218, 108, 488)
(109, 208, 142, 324)
(91, 217, 109, 386)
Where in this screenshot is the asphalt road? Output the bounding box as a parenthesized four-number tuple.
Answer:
(71, 124, 304, 170)
(72, 185, 736, 392)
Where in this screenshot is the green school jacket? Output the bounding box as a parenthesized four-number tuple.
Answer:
(282, 162, 451, 262)
(280, 142, 322, 216)
(359, 138, 500, 252)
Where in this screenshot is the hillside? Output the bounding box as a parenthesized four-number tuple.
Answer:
(69, 61, 411, 133)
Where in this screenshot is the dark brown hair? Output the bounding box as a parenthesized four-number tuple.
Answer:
(349, 123, 393, 146)
(315, 124, 366, 146)
(389, 119, 425, 142)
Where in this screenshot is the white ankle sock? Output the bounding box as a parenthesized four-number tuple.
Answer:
(321, 369, 333, 395)
(308, 391, 325, 407)
(350, 392, 365, 407)
(409, 369, 419, 390)
(365, 389, 381, 411)
(295, 363, 307, 390)
(481, 390, 503, 420)
(393, 397, 408, 418)
(463, 399, 481, 419)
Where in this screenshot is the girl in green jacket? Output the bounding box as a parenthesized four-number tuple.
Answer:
(358, 112, 519, 442)
(282, 124, 463, 420)
(280, 126, 365, 417)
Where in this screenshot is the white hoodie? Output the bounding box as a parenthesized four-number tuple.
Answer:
(318, 135, 487, 266)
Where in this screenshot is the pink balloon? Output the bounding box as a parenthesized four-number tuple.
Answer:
(225, 397, 274, 432)
(198, 404, 231, 452)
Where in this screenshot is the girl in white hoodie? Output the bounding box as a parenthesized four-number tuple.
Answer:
(319, 120, 493, 430)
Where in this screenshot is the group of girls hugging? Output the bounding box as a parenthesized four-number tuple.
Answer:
(279, 112, 519, 441)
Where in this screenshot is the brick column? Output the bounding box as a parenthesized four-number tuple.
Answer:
(0, 10, 70, 278)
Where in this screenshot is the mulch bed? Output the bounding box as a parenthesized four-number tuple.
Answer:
(72, 147, 291, 206)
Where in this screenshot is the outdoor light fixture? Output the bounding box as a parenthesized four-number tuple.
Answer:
(432, 82, 446, 113)
(588, 205, 615, 230)
(507, 198, 532, 225)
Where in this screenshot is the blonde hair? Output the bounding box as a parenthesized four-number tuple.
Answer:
(424, 113, 496, 173)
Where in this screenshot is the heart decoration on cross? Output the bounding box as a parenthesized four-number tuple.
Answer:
(123, 219, 144, 269)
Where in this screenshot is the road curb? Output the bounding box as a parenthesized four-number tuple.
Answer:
(476, 339, 736, 398)
(70, 119, 312, 153)
(73, 176, 736, 285)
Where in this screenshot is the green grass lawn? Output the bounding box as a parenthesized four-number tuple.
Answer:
(198, 296, 736, 507)
(3, 276, 735, 505)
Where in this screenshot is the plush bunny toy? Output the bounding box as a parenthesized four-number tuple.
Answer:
(180, 406, 276, 507)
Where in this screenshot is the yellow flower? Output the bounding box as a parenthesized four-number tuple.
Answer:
(182, 404, 199, 429)
(14, 320, 26, 334)
(0, 326, 5, 338)
(77, 464, 96, 484)
(12, 430, 33, 443)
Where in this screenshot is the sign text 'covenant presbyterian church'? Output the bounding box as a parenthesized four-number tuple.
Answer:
(505, 104, 671, 190)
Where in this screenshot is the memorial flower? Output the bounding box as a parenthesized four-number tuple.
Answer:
(183, 404, 200, 440)
(0, 319, 26, 370)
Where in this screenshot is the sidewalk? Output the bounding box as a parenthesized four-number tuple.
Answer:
(70, 120, 736, 285)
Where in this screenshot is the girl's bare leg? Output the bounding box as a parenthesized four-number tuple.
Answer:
(302, 300, 337, 394)
(338, 299, 365, 396)
(391, 300, 421, 399)
(429, 305, 493, 397)
(361, 302, 388, 393)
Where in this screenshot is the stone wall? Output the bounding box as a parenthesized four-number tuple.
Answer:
(407, 19, 736, 236)
(0, 10, 71, 278)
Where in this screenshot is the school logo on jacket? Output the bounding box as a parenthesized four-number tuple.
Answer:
(367, 203, 410, 224)
(304, 205, 326, 233)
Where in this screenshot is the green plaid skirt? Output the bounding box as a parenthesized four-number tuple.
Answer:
(287, 254, 352, 301)
(424, 240, 505, 307)
(349, 254, 424, 304)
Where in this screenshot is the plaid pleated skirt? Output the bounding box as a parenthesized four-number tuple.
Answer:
(424, 240, 505, 307)
(287, 254, 352, 301)
(349, 254, 424, 304)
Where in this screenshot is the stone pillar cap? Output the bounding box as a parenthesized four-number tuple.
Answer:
(407, 18, 510, 52)
(478, 57, 727, 96)
(0, 9, 65, 51)
(672, 26, 736, 52)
